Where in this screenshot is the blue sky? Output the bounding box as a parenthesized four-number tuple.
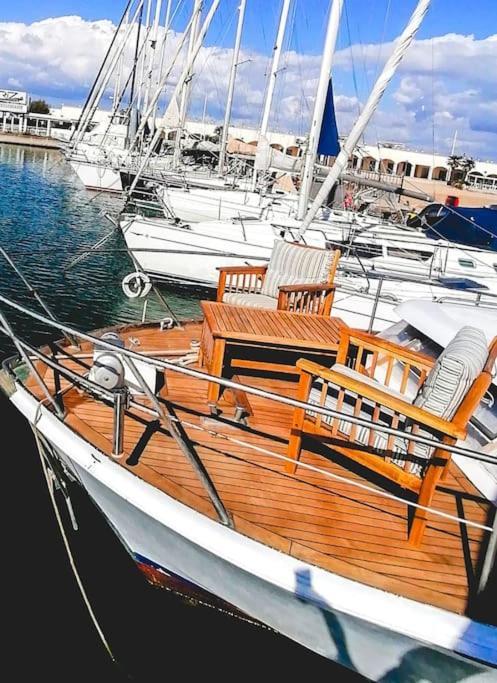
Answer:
(2, 0, 496, 46)
(1, 1, 496, 158)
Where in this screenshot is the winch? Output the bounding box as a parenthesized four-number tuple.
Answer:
(89, 332, 125, 390)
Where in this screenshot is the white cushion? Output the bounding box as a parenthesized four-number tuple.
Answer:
(261, 240, 333, 298)
(222, 292, 278, 309)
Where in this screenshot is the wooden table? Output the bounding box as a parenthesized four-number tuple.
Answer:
(200, 301, 347, 408)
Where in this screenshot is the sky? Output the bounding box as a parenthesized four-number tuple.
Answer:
(1, 0, 496, 159)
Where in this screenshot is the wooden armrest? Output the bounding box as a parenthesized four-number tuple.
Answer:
(343, 329, 435, 369)
(296, 358, 466, 440)
(278, 283, 336, 293)
(216, 265, 267, 274)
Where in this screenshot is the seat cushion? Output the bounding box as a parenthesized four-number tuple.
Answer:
(261, 240, 334, 298)
(222, 292, 278, 309)
(308, 380, 404, 452)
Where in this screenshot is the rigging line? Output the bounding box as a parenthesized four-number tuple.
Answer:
(190, 6, 237, 116)
(372, 0, 392, 149)
(431, 34, 436, 187)
(30, 423, 119, 667)
(343, 0, 362, 121)
(145, 411, 494, 533)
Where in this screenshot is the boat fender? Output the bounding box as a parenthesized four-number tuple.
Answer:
(122, 272, 152, 299)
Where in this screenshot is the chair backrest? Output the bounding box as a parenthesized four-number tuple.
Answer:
(261, 240, 338, 298)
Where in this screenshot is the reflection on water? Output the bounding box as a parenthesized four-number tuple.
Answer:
(0, 143, 204, 355)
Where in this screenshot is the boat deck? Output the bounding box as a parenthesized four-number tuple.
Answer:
(27, 321, 493, 616)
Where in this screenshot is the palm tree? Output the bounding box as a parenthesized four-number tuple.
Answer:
(447, 154, 463, 185)
(460, 155, 476, 185)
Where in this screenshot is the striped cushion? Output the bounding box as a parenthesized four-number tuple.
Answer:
(414, 326, 488, 419)
(261, 240, 333, 298)
(222, 292, 278, 309)
(395, 326, 489, 475)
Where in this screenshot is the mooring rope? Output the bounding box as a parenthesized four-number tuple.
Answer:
(30, 417, 118, 666)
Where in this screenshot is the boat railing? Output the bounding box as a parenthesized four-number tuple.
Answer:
(0, 292, 495, 559)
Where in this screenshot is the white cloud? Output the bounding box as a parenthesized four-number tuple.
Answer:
(0, 16, 495, 158)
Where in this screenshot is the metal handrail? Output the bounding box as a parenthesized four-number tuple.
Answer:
(0, 292, 495, 466)
(2, 318, 494, 536)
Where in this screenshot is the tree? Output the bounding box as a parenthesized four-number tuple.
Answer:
(460, 155, 476, 184)
(447, 154, 475, 187)
(29, 99, 50, 114)
(447, 154, 463, 185)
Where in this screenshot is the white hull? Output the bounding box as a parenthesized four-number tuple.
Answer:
(120, 215, 497, 331)
(161, 185, 390, 230)
(69, 159, 123, 193)
(11, 385, 497, 680)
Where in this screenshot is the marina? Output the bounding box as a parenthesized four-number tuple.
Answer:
(0, 0, 496, 680)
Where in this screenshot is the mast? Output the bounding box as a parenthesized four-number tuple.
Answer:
(113, 6, 130, 113)
(128, 0, 221, 193)
(450, 129, 458, 156)
(297, 0, 431, 237)
(296, 0, 343, 220)
(173, 0, 204, 167)
(136, 0, 153, 114)
(252, 0, 291, 189)
(128, 2, 145, 145)
(143, 0, 164, 122)
(151, 0, 173, 131)
(217, 0, 247, 176)
(69, 0, 136, 147)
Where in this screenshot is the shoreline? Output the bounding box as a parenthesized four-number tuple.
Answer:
(0, 132, 64, 149)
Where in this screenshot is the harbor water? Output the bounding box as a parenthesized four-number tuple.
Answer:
(0, 144, 366, 682)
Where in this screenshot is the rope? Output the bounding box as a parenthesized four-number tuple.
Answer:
(30, 421, 118, 665)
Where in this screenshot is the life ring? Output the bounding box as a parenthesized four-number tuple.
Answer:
(121, 271, 152, 299)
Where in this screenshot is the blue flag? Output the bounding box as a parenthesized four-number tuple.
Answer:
(317, 79, 340, 157)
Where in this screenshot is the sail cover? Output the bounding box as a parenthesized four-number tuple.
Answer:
(317, 79, 340, 157)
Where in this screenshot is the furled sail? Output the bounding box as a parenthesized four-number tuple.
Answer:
(317, 79, 340, 157)
(255, 136, 302, 173)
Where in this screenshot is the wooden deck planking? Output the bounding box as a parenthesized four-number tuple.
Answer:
(24, 322, 493, 616)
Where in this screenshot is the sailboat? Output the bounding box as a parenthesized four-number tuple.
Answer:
(117, 0, 497, 332)
(3, 6, 497, 677)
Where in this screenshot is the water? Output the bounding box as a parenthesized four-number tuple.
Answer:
(0, 144, 366, 682)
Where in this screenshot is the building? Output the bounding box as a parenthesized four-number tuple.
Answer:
(351, 143, 497, 192)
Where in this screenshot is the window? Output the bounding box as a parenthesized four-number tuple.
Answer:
(458, 258, 476, 268)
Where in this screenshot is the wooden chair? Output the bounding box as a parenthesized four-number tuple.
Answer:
(216, 240, 341, 316)
(287, 327, 497, 546)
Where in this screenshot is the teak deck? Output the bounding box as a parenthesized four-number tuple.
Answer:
(27, 322, 493, 617)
